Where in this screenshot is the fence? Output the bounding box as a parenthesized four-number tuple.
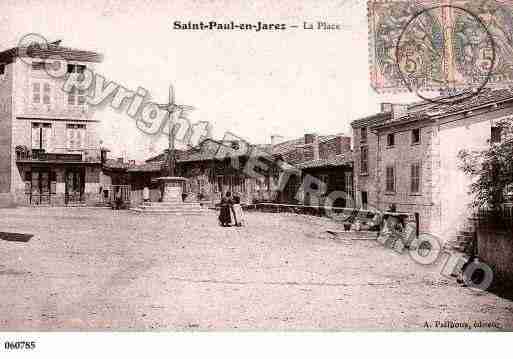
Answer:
(474, 202, 513, 231)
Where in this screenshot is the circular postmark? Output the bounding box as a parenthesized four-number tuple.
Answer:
(17, 33, 49, 65)
(395, 5, 496, 105)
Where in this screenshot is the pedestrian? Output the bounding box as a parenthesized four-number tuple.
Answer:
(218, 191, 233, 227)
(114, 188, 123, 210)
(232, 194, 245, 227)
(143, 186, 150, 203)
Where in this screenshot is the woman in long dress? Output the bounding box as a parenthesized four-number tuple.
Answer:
(219, 191, 233, 227)
(231, 194, 245, 227)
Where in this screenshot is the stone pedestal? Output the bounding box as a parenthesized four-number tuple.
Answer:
(156, 177, 186, 203)
(132, 177, 206, 215)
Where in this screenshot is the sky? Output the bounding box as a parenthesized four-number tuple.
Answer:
(0, 0, 419, 161)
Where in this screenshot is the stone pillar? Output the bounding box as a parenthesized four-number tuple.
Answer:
(157, 177, 187, 203)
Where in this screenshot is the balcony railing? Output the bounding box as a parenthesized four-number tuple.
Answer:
(15, 146, 102, 163)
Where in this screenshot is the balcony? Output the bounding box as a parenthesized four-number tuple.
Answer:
(15, 146, 102, 164)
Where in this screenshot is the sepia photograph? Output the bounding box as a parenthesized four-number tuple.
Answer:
(0, 0, 512, 355)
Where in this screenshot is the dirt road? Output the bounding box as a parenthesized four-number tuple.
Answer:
(0, 208, 512, 330)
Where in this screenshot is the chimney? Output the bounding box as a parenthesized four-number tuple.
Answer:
(336, 136, 351, 154)
(304, 133, 317, 144)
(381, 102, 408, 120)
(392, 104, 408, 120)
(304, 133, 319, 160)
(381, 103, 393, 113)
(271, 134, 284, 147)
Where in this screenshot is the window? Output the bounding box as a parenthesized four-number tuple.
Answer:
(0, 64, 5, 75)
(386, 166, 395, 192)
(345, 172, 354, 199)
(31, 122, 52, 150)
(66, 124, 86, 149)
(43, 83, 50, 104)
(67, 64, 86, 74)
(410, 162, 421, 193)
(360, 146, 368, 174)
(216, 175, 223, 193)
(361, 191, 368, 209)
(319, 174, 329, 194)
(491, 126, 502, 143)
(32, 82, 51, 104)
(412, 128, 421, 144)
(31, 61, 46, 71)
(32, 83, 40, 103)
(387, 133, 395, 147)
(360, 127, 367, 144)
(68, 88, 87, 105)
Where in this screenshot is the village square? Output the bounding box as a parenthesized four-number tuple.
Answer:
(0, 34, 512, 330)
(1, 0, 513, 333)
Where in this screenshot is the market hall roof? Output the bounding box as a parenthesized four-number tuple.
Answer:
(295, 155, 351, 170)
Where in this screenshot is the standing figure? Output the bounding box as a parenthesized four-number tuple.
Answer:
(143, 186, 150, 203)
(219, 191, 233, 227)
(231, 194, 245, 227)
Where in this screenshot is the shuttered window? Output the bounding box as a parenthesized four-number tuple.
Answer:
(66, 124, 86, 149)
(411, 163, 421, 193)
(31, 122, 52, 150)
(360, 146, 368, 174)
(386, 166, 395, 192)
(32, 82, 51, 104)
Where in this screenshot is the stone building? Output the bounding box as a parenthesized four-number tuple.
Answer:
(126, 133, 354, 207)
(351, 89, 513, 242)
(350, 108, 391, 210)
(0, 42, 104, 206)
(126, 138, 277, 205)
(273, 133, 353, 206)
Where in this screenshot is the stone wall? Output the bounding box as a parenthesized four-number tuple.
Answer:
(373, 120, 434, 233)
(475, 218, 513, 290)
(352, 126, 380, 209)
(0, 59, 13, 196)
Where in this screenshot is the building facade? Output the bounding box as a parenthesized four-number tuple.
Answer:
(351, 109, 391, 210)
(124, 133, 354, 207)
(352, 89, 513, 242)
(0, 43, 104, 206)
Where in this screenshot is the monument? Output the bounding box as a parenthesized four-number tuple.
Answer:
(133, 85, 205, 215)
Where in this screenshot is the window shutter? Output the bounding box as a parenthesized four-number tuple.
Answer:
(43, 83, 51, 104)
(31, 125, 40, 149)
(43, 125, 52, 151)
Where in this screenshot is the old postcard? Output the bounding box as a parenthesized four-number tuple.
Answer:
(0, 0, 512, 352)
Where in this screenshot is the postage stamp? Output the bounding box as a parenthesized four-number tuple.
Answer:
(368, 0, 513, 94)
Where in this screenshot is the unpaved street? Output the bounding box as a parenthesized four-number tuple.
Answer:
(1, 208, 512, 330)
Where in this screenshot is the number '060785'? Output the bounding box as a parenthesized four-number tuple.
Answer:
(4, 341, 36, 350)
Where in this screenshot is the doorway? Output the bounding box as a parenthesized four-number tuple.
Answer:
(28, 170, 55, 205)
(65, 168, 85, 204)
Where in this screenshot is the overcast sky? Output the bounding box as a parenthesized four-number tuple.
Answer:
(1, 0, 419, 161)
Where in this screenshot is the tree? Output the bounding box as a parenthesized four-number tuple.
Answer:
(458, 120, 513, 213)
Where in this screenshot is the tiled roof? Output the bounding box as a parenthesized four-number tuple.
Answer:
(296, 155, 351, 170)
(272, 135, 337, 155)
(142, 139, 273, 170)
(0, 44, 103, 64)
(103, 159, 130, 170)
(351, 112, 391, 128)
(127, 162, 162, 172)
(375, 88, 513, 129)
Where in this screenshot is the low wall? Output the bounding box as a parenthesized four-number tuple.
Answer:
(13, 191, 102, 206)
(475, 218, 513, 290)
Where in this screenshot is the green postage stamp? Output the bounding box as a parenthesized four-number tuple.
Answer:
(368, 0, 513, 93)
